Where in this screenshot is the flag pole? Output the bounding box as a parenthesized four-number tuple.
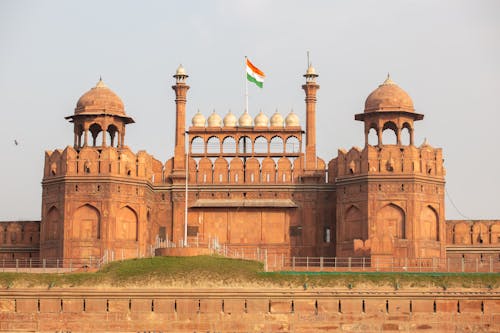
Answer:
(244, 56, 248, 183)
(245, 56, 249, 112)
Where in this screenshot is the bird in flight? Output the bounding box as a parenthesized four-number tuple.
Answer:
(14, 140, 18, 146)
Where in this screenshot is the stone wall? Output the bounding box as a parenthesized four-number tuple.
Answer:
(0, 221, 40, 260)
(0, 289, 498, 332)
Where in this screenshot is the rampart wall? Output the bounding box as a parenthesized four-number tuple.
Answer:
(0, 289, 499, 332)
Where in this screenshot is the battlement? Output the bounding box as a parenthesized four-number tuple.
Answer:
(331, 143, 445, 179)
(43, 146, 164, 184)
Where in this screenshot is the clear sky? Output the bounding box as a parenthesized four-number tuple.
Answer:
(0, 0, 499, 220)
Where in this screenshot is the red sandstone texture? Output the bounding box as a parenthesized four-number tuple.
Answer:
(1, 65, 499, 271)
(0, 288, 498, 332)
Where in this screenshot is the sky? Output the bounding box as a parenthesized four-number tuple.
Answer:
(0, 0, 499, 220)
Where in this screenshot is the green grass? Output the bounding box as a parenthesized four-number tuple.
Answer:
(0, 255, 498, 289)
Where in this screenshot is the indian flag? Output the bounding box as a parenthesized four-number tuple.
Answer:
(246, 58, 265, 88)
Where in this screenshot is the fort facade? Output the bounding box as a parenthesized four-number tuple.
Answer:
(1, 64, 499, 264)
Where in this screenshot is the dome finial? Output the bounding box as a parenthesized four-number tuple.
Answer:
(382, 73, 395, 85)
(96, 76, 106, 88)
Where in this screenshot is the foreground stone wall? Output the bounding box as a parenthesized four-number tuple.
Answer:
(0, 289, 498, 332)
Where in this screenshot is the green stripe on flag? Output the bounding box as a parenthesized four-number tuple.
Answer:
(247, 73, 263, 88)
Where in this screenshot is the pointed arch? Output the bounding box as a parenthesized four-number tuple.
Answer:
(382, 121, 398, 145)
(269, 136, 284, 153)
(343, 205, 362, 241)
(45, 206, 60, 241)
(107, 124, 119, 147)
(401, 122, 412, 146)
(89, 123, 103, 147)
(376, 203, 405, 239)
(285, 136, 301, 153)
(367, 123, 378, 146)
(191, 136, 205, 154)
(254, 136, 268, 154)
(206, 136, 221, 154)
(222, 136, 236, 154)
(238, 136, 252, 155)
(72, 204, 100, 240)
(116, 206, 138, 241)
(420, 205, 439, 241)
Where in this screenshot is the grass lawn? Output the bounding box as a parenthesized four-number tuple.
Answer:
(0, 255, 498, 289)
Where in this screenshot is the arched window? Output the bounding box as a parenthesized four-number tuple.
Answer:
(367, 126, 378, 146)
(191, 136, 204, 154)
(382, 122, 398, 145)
(206, 136, 221, 154)
(107, 124, 119, 147)
(285, 136, 300, 153)
(238, 136, 252, 154)
(269, 136, 284, 154)
(401, 123, 412, 146)
(89, 123, 103, 147)
(222, 136, 236, 154)
(76, 124, 84, 147)
(254, 136, 268, 154)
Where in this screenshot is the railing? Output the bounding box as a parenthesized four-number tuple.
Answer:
(0, 257, 104, 273)
(3, 244, 499, 274)
(156, 238, 500, 273)
(271, 256, 500, 273)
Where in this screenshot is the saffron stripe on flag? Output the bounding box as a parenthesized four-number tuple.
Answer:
(246, 59, 265, 77)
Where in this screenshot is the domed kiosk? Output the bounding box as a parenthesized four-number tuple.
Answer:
(66, 78, 134, 149)
(355, 74, 423, 146)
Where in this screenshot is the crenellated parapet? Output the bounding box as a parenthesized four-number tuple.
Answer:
(446, 220, 500, 245)
(43, 146, 164, 184)
(333, 141, 445, 178)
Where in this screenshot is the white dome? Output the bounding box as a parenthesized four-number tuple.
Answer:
(191, 110, 206, 127)
(207, 111, 222, 127)
(238, 111, 253, 127)
(176, 64, 187, 76)
(285, 110, 300, 127)
(270, 110, 284, 127)
(254, 111, 269, 127)
(223, 110, 237, 127)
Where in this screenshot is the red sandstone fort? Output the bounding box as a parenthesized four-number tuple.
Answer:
(1, 64, 499, 265)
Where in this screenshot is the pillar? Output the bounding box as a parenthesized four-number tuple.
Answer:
(172, 66, 190, 172)
(302, 65, 320, 171)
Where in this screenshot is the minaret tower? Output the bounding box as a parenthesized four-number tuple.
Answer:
(171, 64, 190, 175)
(302, 62, 320, 171)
